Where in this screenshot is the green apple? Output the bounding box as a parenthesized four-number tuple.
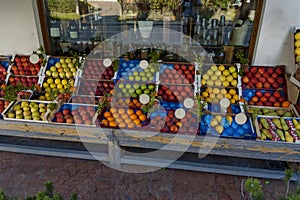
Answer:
(55, 62, 61, 68)
(144, 89, 150, 94)
(129, 76, 135, 81)
(142, 77, 148, 81)
(52, 71, 59, 78)
(50, 66, 57, 72)
(150, 68, 156, 73)
(136, 89, 142, 95)
(133, 71, 139, 76)
(125, 83, 131, 89)
(118, 83, 124, 89)
(148, 85, 155, 90)
(135, 76, 141, 81)
(140, 71, 145, 76)
(68, 63, 74, 68)
(65, 71, 72, 79)
(70, 67, 77, 73)
(59, 71, 66, 78)
(122, 88, 127, 93)
(124, 92, 130, 98)
(60, 58, 65, 64)
(65, 58, 72, 63)
(146, 72, 152, 77)
(133, 83, 140, 89)
(62, 63, 68, 68)
(144, 68, 150, 72)
(141, 84, 147, 90)
(64, 67, 70, 72)
(21, 102, 29, 108)
(128, 88, 135, 94)
(131, 93, 138, 98)
(7, 111, 15, 118)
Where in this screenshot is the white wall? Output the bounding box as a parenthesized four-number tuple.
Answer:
(253, 0, 300, 72)
(0, 0, 42, 55)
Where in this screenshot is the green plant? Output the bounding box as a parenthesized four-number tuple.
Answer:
(97, 94, 110, 114)
(3, 84, 34, 102)
(0, 189, 8, 200)
(243, 178, 264, 200)
(284, 169, 293, 199)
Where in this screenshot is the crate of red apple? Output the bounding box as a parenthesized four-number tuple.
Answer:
(6, 75, 40, 88)
(0, 57, 10, 86)
(10, 55, 44, 76)
(80, 59, 116, 80)
(157, 84, 195, 103)
(242, 89, 290, 108)
(0, 99, 11, 118)
(76, 78, 115, 96)
(50, 103, 97, 126)
(242, 65, 286, 90)
(159, 63, 195, 84)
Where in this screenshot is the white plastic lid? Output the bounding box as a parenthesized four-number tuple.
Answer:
(220, 98, 230, 108)
(175, 108, 186, 119)
(139, 94, 150, 104)
(139, 60, 149, 69)
(103, 58, 112, 67)
(184, 98, 194, 108)
(235, 113, 247, 125)
(29, 54, 40, 64)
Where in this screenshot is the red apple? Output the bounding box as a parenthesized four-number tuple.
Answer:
(264, 92, 272, 98)
(256, 91, 263, 98)
(263, 82, 271, 89)
(267, 68, 274, 75)
(243, 76, 249, 84)
(273, 91, 281, 99)
(272, 82, 280, 89)
(267, 77, 275, 84)
(255, 82, 263, 88)
(259, 77, 266, 83)
(250, 67, 257, 74)
(277, 77, 284, 85)
(258, 67, 265, 74)
(269, 96, 277, 103)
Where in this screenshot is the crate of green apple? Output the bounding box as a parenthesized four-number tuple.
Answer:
(114, 80, 157, 99)
(80, 59, 116, 80)
(255, 116, 300, 143)
(43, 56, 80, 79)
(50, 103, 97, 126)
(159, 63, 195, 84)
(201, 64, 240, 88)
(76, 78, 115, 96)
(10, 55, 44, 76)
(2, 100, 52, 123)
(242, 89, 291, 108)
(117, 59, 158, 82)
(242, 65, 286, 90)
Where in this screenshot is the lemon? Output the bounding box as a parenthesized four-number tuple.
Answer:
(231, 79, 238, 87)
(206, 97, 212, 103)
(60, 58, 65, 64)
(215, 80, 222, 86)
(211, 65, 218, 72)
(233, 94, 239, 101)
(222, 70, 230, 76)
(215, 70, 222, 76)
(213, 88, 220, 94)
(226, 75, 233, 82)
(212, 98, 220, 104)
(55, 78, 61, 84)
(50, 83, 57, 89)
(230, 99, 236, 104)
(59, 88, 65, 93)
(211, 75, 218, 81)
(221, 89, 227, 95)
(296, 56, 300, 63)
(206, 87, 213, 93)
(225, 93, 232, 99)
(39, 96, 46, 100)
(210, 118, 219, 127)
(220, 75, 226, 82)
(295, 48, 300, 56)
(45, 87, 52, 93)
(57, 84, 63, 89)
(43, 82, 49, 88)
(202, 91, 209, 97)
(229, 89, 236, 95)
(295, 40, 300, 48)
(295, 32, 300, 40)
(203, 74, 210, 80)
(223, 81, 230, 87)
(215, 125, 224, 134)
(217, 94, 224, 100)
(215, 115, 222, 123)
(201, 79, 206, 85)
(229, 66, 236, 73)
(45, 92, 50, 97)
(207, 79, 214, 86)
(62, 79, 68, 86)
(206, 69, 213, 76)
(232, 72, 238, 79)
(47, 78, 54, 84)
(218, 65, 225, 71)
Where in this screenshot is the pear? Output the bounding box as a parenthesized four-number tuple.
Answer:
(15, 109, 23, 116)
(13, 104, 21, 111)
(23, 110, 32, 117)
(7, 111, 15, 118)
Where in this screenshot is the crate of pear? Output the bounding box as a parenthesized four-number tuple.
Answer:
(200, 86, 240, 104)
(3, 100, 52, 123)
(44, 56, 80, 79)
(201, 64, 240, 87)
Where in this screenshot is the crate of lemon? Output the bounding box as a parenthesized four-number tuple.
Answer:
(293, 28, 300, 65)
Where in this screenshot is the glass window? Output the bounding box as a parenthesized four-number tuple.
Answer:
(43, 0, 260, 63)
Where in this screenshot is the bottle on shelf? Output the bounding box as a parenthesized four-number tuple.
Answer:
(199, 18, 207, 45)
(218, 15, 225, 45)
(68, 20, 79, 42)
(195, 15, 201, 41)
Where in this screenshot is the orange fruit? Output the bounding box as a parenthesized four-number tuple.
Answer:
(282, 101, 291, 108)
(110, 107, 117, 114)
(127, 109, 134, 115)
(130, 114, 138, 120)
(103, 111, 111, 118)
(125, 99, 130, 104)
(125, 118, 133, 124)
(129, 102, 135, 107)
(133, 118, 141, 125)
(109, 121, 117, 127)
(121, 113, 129, 119)
(112, 113, 120, 119)
(135, 102, 142, 108)
(127, 122, 135, 129)
(139, 114, 147, 121)
(115, 117, 124, 124)
(101, 119, 109, 126)
(118, 108, 126, 115)
(136, 110, 143, 116)
(107, 116, 115, 122)
(119, 122, 127, 128)
(132, 99, 139, 104)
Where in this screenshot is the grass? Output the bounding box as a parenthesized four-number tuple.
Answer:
(50, 12, 81, 21)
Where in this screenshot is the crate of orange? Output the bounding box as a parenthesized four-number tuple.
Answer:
(96, 106, 150, 130)
(110, 97, 143, 108)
